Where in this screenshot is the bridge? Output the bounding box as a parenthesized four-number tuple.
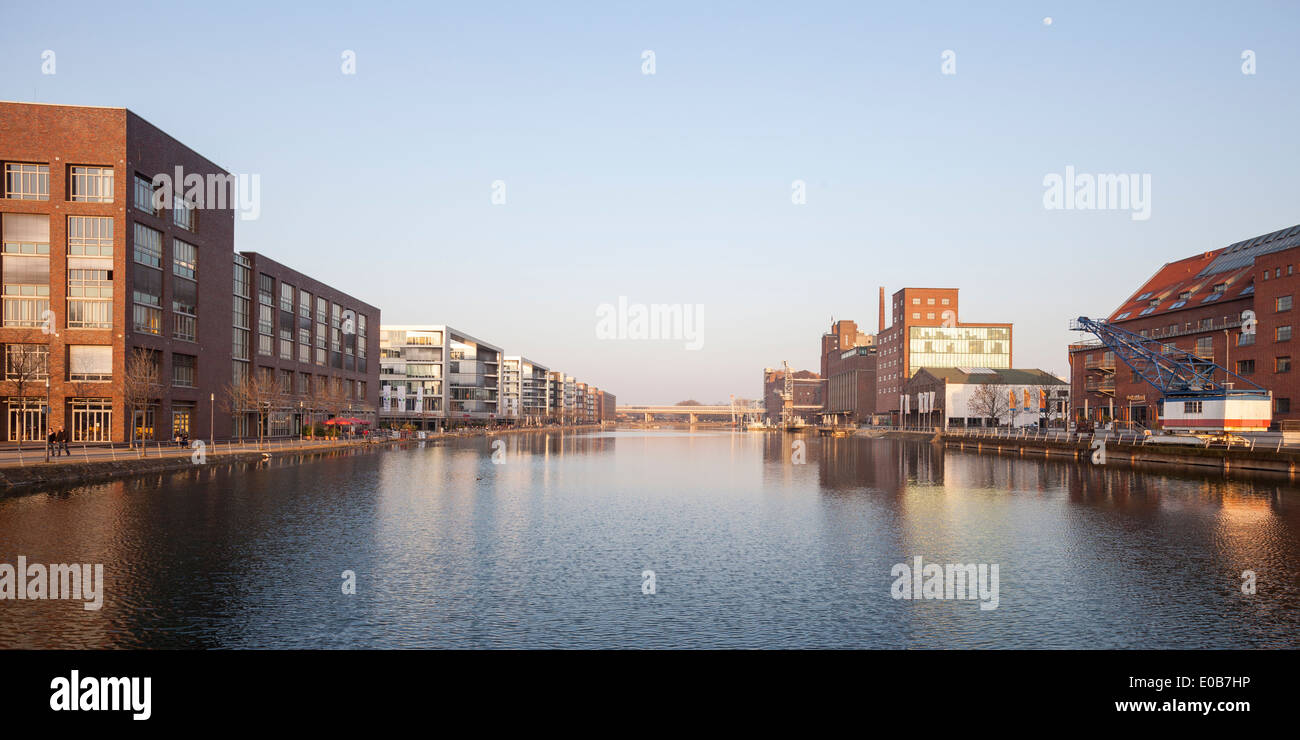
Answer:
(617, 404, 765, 423)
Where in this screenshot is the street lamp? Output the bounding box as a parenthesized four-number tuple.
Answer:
(209, 392, 215, 447)
(44, 378, 50, 463)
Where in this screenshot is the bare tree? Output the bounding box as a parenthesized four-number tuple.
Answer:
(4, 344, 48, 451)
(967, 383, 1009, 427)
(222, 368, 282, 450)
(246, 369, 283, 450)
(220, 376, 252, 443)
(122, 348, 162, 449)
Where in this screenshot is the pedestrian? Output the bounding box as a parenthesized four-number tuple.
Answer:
(47, 429, 56, 456)
(58, 428, 70, 456)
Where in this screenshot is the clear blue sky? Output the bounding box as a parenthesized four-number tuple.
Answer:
(5, 1, 1298, 403)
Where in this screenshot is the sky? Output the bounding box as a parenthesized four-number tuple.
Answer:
(4, 1, 1299, 404)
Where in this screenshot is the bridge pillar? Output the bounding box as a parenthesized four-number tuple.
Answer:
(689, 412, 697, 424)
(644, 413, 652, 423)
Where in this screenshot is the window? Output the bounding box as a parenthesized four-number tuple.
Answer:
(233, 296, 250, 329)
(4, 163, 49, 200)
(71, 399, 112, 442)
(280, 282, 294, 312)
(911, 312, 920, 319)
(68, 216, 113, 256)
(172, 195, 196, 231)
(1276, 356, 1292, 373)
(172, 403, 194, 437)
(69, 166, 113, 202)
(4, 344, 49, 380)
(941, 298, 950, 305)
(68, 345, 112, 381)
(173, 239, 197, 279)
(173, 354, 197, 387)
(357, 314, 367, 359)
(173, 275, 197, 342)
(233, 256, 251, 298)
(927, 298, 935, 305)
(258, 304, 273, 355)
(926, 312, 935, 319)
(1277, 325, 1292, 342)
(3, 213, 50, 255)
(1196, 337, 1213, 357)
(133, 263, 162, 335)
(1278, 295, 1293, 312)
(3, 215, 50, 328)
(299, 290, 312, 318)
(1212, 283, 1227, 294)
(1277, 398, 1292, 414)
(258, 274, 274, 305)
(1238, 331, 1256, 347)
(133, 223, 162, 267)
(67, 258, 113, 328)
(1183, 401, 1203, 414)
(1237, 359, 1255, 375)
(134, 174, 158, 214)
(911, 298, 920, 305)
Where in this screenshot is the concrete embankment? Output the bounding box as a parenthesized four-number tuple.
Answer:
(942, 433, 1300, 479)
(0, 441, 391, 492)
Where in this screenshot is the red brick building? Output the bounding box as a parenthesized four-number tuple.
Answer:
(820, 318, 878, 423)
(1069, 223, 1300, 429)
(875, 287, 1013, 417)
(762, 367, 823, 423)
(0, 101, 378, 443)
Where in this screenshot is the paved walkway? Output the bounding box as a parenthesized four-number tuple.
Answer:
(0, 437, 376, 468)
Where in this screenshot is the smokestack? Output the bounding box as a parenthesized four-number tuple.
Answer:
(878, 287, 886, 332)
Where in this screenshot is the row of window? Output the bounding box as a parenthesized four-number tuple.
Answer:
(244, 270, 368, 370)
(3, 163, 111, 202)
(2, 344, 199, 387)
(232, 362, 368, 400)
(2, 164, 199, 236)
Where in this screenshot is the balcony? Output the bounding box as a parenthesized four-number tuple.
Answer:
(1084, 379, 1116, 396)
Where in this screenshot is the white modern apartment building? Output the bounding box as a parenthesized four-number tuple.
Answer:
(501, 355, 550, 425)
(379, 325, 501, 428)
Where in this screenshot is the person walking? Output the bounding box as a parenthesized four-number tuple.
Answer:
(58, 428, 70, 456)
(47, 429, 56, 457)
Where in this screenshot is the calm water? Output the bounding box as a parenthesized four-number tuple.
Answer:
(1, 429, 1297, 649)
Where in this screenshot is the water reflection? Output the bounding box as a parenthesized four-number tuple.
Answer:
(1, 430, 1296, 648)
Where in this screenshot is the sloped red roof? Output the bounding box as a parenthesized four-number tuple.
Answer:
(1108, 249, 1254, 323)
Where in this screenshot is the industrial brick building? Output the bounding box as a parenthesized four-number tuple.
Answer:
(0, 101, 378, 443)
(820, 318, 879, 424)
(762, 366, 823, 423)
(1069, 223, 1300, 429)
(876, 287, 1013, 418)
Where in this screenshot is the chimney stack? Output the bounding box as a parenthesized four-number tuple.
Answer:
(878, 287, 886, 332)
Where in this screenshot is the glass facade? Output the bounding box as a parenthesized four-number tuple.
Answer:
(908, 326, 1011, 370)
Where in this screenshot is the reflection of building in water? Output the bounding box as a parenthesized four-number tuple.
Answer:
(809, 437, 944, 492)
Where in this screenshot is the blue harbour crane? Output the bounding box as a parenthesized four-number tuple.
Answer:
(1070, 316, 1271, 433)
